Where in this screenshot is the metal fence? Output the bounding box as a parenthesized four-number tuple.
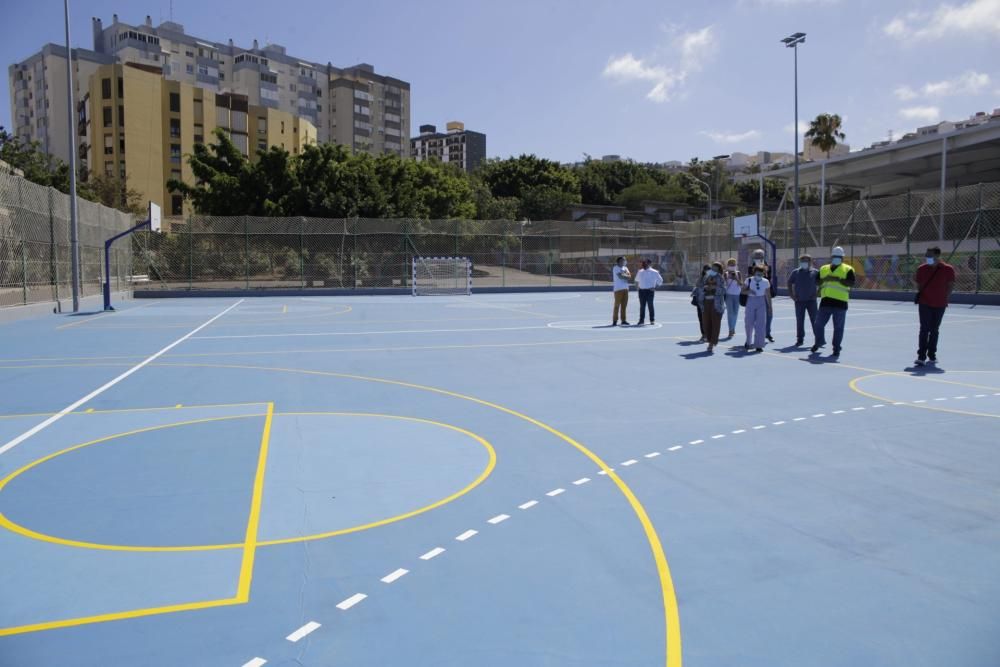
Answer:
(0, 170, 135, 308)
(133, 181, 1000, 295)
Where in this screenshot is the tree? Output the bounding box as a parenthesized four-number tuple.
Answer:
(805, 113, 846, 159)
(79, 172, 146, 216)
(476, 155, 580, 218)
(614, 181, 689, 210)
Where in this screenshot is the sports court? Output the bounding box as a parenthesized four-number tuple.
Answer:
(1, 290, 998, 667)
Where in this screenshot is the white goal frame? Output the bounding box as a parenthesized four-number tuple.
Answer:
(411, 256, 472, 296)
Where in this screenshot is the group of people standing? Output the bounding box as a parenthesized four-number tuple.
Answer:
(610, 246, 955, 363)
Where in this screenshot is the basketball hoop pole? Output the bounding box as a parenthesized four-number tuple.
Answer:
(102, 215, 155, 311)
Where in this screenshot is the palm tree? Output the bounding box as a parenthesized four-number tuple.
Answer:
(805, 113, 846, 159)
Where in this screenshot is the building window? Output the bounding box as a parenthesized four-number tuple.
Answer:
(193, 123, 204, 143)
(171, 195, 183, 216)
(169, 118, 181, 138)
(258, 117, 267, 134)
(103, 107, 113, 128)
(101, 78, 112, 99)
(257, 140, 267, 152)
(119, 161, 126, 178)
(118, 105, 124, 125)
(104, 161, 114, 177)
(193, 99, 203, 118)
(186, 64, 193, 74)
(280, 121, 285, 134)
(117, 77, 123, 98)
(185, 50, 194, 57)
(119, 136, 125, 153)
(170, 143, 181, 163)
(104, 134, 113, 155)
(169, 92, 180, 113)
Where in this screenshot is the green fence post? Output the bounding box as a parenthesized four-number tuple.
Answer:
(188, 216, 194, 291)
(21, 241, 29, 305)
(245, 215, 250, 290)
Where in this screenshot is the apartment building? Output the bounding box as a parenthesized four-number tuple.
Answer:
(410, 121, 486, 173)
(8, 14, 410, 166)
(78, 62, 315, 217)
(88, 15, 409, 154)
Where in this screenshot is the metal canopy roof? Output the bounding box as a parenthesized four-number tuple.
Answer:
(768, 120, 1000, 197)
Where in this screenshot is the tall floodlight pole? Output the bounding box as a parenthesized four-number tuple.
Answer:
(782, 32, 806, 262)
(64, 0, 81, 311)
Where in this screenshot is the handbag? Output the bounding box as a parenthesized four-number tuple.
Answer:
(914, 264, 941, 304)
(739, 279, 749, 307)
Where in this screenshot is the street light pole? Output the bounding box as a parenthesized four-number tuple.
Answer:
(782, 32, 806, 262)
(64, 0, 81, 312)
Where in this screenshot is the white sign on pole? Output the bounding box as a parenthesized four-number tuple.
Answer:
(149, 202, 162, 232)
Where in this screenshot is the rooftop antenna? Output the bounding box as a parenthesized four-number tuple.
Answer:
(169, 0, 173, 21)
(887, 129, 894, 143)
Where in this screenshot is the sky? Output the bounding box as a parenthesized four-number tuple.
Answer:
(2, 0, 999, 164)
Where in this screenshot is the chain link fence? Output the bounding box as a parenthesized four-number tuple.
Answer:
(133, 181, 1000, 295)
(0, 170, 135, 309)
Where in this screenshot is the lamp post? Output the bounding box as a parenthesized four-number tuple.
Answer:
(782, 31, 805, 262)
(64, 0, 81, 311)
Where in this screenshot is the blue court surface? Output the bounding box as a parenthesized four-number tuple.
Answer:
(1, 292, 999, 667)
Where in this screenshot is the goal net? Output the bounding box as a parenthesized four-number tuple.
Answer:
(412, 256, 472, 296)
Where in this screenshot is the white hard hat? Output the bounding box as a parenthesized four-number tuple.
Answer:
(831, 246, 845, 258)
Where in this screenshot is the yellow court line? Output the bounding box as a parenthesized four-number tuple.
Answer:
(0, 412, 496, 552)
(236, 402, 272, 600)
(848, 373, 1000, 419)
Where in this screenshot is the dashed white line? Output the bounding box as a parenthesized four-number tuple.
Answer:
(689, 439, 704, 445)
(336, 594, 367, 611)
(621, 459, 638, 466)
(487, 514, 510, 525)
(975, 394, 987, 398)
(812, 414, 826, 418)
(286, 621, 321, 642)
(644, 452, 661, 458)
(381, 568, 409, 583)
(732, 429, 746, 434)
(793, 417, 807, 421)
(913, 400, 927, 403)
(242, 659, 267, 667)
(995, 392, 1000, 396)
(668, 446, 683, 451)
(954, 396, 967, 400)
(711, 434, 726, 439)
(772, 421, 786, 426)
(518, 500, 539, 510)
(752, 425, 766, 430)
(872, 404, 886, 408)
(934, 397, 948, 402)
(456, 530, 478, 541)
(851, 407, 865, 411)
(420, 547, 445, 561)
(546, 488, 565, 497)
(573, 477, 592, 485)
(832, 410, 845, 414)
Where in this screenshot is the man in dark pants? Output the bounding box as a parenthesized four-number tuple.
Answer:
(787, 254, 819, 347)
(811, 246, 856, 357)
(635, 258, 663, 325)
(914, 246, 956, 367)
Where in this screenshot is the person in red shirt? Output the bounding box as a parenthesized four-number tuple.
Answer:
(913, 246, 956, 366)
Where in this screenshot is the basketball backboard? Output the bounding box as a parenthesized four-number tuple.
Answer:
(149, 202, 162, 232)
(733, 213, 758, 239)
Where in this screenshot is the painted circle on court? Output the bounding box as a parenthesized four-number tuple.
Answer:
(0, 412, 495, 551)
(547, 321, 663, 331)
(849, 370, 1000, 417)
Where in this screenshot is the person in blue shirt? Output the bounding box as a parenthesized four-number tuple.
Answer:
(787, 254, 819, 347)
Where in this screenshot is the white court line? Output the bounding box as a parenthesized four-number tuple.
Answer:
(621, 459, 638, 466)
(793, 417, 807, 421)
(752, 425, 766, 430)
(0, 299, 244, 457)
(852, 407, 866, 411)
(934, 398, 948, 402)
(975, 394, 987, 398)
(573, 477, 592, 485)
(812, 414, 826, 418)
(644, 452, 661, 458)
(732, 429, 746, 434)
(336, 594, 367, 610)
(420, 547, 445, 560)
(872, 404, 886, 408)
(954, 396, 967, 400)
(488, 514, 510, 524)
(711, 434, 725, 439)
(286, 621, 321, 642)
(772, 421, 786, 425)
(456, 529, 478, 541)
(242, 659, 267, 667)
(546, 488, 566, 497)
(833, 410, 846, 414)
(381, 568, 409, 583)
(689, 439, 704, 445)
(668, 446, 683, 451)
(518, 500, 539, 509)
(913, 400, 927, 403)
(193, 324, 549, 341)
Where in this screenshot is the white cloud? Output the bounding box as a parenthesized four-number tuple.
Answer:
(899, 106, 942, 122)
(894, 85, 919, 101)
(602, 26, 715, 103)
(699, 130, 762, 144)
(883, 0, 1000, 40)
(783, 121, 810, 135)
(922, 71, 991, 96)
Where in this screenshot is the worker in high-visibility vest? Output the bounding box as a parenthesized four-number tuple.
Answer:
(811, 246, 856, 357)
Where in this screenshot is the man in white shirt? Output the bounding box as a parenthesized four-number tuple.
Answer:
(611, 256, 631, 326)
(635, 258, 664, 325)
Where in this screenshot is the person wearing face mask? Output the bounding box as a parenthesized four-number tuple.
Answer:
(635, 258, 663, 325)
(913, 246, 956, 366)
(692, 264, 710, 342)
(787, 254, 819, 347)
(611, 256, 632, 326)
(811, 246, 856, 357)
(695, 261, 727, 352)
(723, 258, 742, 338)
(742, 264, 771, 352)
(747, 248, 776, 342)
